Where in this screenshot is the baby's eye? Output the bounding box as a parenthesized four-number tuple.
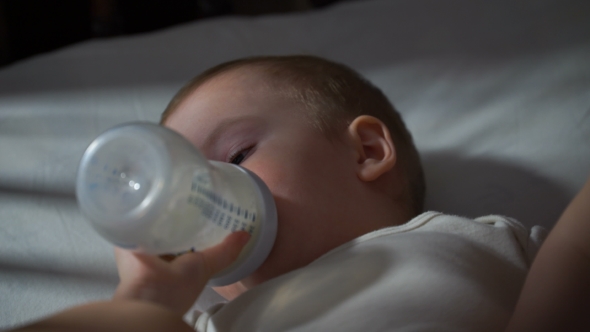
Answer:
(228, 147, 253, 165)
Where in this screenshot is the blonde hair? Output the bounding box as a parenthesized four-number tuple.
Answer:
(161, 55, 425, 217)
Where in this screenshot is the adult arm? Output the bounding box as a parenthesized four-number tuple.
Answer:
(9, 231, 250, 331)
(505, 175, 590, 331)
(12, 300, 195, 332)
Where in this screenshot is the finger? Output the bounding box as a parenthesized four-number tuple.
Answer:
(173, 231, 251, 279)
(159, 254, 177, 262)
(114, 247, 170, 285)
(115, 246, 167, 267)
(114, 247, 126, 267)
(114, 247, 152, 268)
(113, 247, 138, 279)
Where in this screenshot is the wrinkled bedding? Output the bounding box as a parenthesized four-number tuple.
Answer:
(1, 0, 589, 328)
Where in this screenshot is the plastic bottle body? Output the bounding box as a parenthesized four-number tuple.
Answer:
(76, 123, 277, 285)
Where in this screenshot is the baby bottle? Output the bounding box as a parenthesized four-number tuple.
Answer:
(75, 122, 277, 286)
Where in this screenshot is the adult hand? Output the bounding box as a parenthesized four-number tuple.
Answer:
(113, 231, 250, 315)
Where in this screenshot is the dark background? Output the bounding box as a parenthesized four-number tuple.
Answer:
(0, 0, 343, 68)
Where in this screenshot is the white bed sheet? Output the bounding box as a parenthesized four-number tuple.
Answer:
(1, 0, 589, 328)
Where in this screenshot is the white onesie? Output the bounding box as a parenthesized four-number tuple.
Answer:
(193, 211, 547, 332)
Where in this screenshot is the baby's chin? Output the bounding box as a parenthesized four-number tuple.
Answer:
(210, 262, 278, 300)
(240, 260, 277, 288)
(212, 282, 248, 301)
(245, 249, 316, 289)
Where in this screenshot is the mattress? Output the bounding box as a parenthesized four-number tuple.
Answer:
(1, 0, 589, 328)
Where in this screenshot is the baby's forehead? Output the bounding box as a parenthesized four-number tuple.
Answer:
(179, 67, 293, 113)
(180, 69, 294, 115)
(203, 65, 273, 89)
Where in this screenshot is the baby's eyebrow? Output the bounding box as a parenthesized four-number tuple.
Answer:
(203, 115, 261, 148)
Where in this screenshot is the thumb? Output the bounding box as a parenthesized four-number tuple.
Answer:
(172, 231, 251, 280)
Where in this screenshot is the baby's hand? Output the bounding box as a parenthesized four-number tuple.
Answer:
(113, 232, 250, 315)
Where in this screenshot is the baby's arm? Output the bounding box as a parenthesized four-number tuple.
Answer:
(505, 175, 590, 331)
(10, 231, 250, 331)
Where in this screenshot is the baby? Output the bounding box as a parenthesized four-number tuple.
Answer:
(160, 55, 426, 300)
(12, 56, 590, 332)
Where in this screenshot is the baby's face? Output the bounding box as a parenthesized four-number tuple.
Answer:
(165, 68, 369, 289)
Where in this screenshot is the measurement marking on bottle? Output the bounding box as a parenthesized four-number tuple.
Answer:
(189, 194, 256, 231)
(212, 209, 220, 224)
(189, 182, 258, 233)
(218, 212, 226, 226)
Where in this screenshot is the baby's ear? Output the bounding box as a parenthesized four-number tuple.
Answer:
(347, 115, 396, 182)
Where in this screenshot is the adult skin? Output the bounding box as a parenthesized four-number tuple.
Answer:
(10, 231, 250, 332)
(505, 175, 590, 331)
